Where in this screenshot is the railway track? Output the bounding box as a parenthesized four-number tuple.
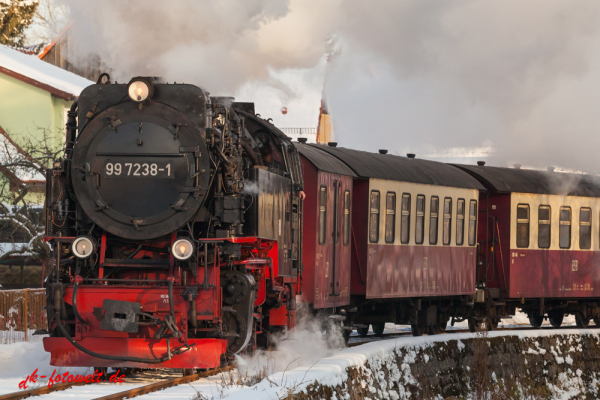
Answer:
(346, 324, 588, 347)
(90, 365, 234, 400)
(0, 379, 90, 400)
(0, 365, 234, 400)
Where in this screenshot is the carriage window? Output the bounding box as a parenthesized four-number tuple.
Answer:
(415, 195, 425, 245)
(516, 204, 530, 248)
(468, 200, 477, 246)
(319, 186, 327, 245)
(401, 193, 411, 244)
(580, 208, 591, 250)
(443, 198, 452, 245)
(430, 196, 439, 244)
(538, 205, 551, 249)
(343, 191, 351, 246)
(385, 192, 396, 244)
(369, 191, 380, 243)
(559, 206, 571, 249)
(456, 199, 465, 246)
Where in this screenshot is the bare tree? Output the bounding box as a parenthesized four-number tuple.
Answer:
(26, 0, 70, 46)
(0, 126, 61, 265)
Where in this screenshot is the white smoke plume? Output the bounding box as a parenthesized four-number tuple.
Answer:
(235, 311, 345, 385)
(63, 0, 600, 172)
(324, 1, 600, 173)
(63, 0, 336, 92)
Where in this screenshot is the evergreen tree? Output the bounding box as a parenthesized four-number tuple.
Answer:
(0, 1, 38, 47)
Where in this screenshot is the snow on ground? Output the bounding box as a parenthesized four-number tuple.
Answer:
(0, 311, 590, 399)
(0, 341, 151, 399)
(222, 328, 600, 400)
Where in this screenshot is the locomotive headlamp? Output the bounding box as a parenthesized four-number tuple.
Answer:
(172, 238, 194, 260)
(127, 78, 153, 103)
(72, 236, 95, 259)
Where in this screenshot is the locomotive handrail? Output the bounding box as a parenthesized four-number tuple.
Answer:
(95, 152, 185, 157)
(83, 278, 166, 283)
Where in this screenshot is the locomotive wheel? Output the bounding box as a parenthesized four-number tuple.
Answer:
(529, 315, 544, 329)
(411, 324, 424, 337)
(372, 323, 385, 336)
(222, 309, 247, 356)
(357, 325, 369, 337)
(576, 313, 591, 328)
(182, 368, 195, 376)
(549, 312, 564, 328)
(94, 367, 108, 380)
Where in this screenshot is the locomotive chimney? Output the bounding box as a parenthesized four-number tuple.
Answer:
(477, 161, 486, 166)
(513, 163, 521, 169)
(297, 137, 307, 143)
(379, 149, 388, 154)
(407, 153, 416, 159)
(547, 166, 555, 172)
(328, 142, 337, 147)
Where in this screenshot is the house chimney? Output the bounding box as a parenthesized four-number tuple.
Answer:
(379, 149, 388, 154)
(477, 161, 486, 166)
(547, 166, 555, 172)
(407, 153, 416, 159)
(297, 137, 307, 143)
(513, 163, 521, 169)
(328, 142, 337, 147)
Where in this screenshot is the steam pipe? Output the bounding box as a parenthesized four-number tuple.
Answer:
(203, 242, 209, 289)
(72, 281, 86, 326)
(190, 298, 197, 329)
(167, 277, 176, 318)
(126, 244, 143, 259)
(240, 140, 262, 166)
(65, 101, 78, 153)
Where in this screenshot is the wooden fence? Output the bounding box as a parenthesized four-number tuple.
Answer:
(0, 289, 47, 344)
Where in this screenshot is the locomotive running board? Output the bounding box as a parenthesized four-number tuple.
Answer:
(43, 337, 227, 369)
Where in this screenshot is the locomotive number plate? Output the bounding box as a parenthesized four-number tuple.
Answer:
(103, 160, 174, 179)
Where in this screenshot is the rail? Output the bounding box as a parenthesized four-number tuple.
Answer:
(0, 366, 234, 400)
(90, 365, 234, 400)
(0, 379, 89, 400)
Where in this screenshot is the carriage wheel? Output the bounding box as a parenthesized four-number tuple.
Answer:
(548, 312, 564, 328)
(356, 325, 369, 337)
(372, 323, 385, 336)
(576, 313, 590, 328)
(529, 315, 544, 329)
(411, 324, 425, 337)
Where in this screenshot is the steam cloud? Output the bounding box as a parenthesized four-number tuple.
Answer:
(64, 0, 600, 172)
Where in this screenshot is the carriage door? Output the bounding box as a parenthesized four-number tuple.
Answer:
(330, 179, 342, 297)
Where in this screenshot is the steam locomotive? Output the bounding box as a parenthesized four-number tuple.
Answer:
(43, 75, 600, 371)
(43, 76, 302, 369)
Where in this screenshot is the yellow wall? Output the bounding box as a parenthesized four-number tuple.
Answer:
(0, 73, 71, 147)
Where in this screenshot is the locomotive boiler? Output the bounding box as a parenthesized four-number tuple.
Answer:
(43, 76, 303, 369)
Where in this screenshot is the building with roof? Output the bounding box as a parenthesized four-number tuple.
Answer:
(0, 44, 92, 287)
(0, 43, 93, 150)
